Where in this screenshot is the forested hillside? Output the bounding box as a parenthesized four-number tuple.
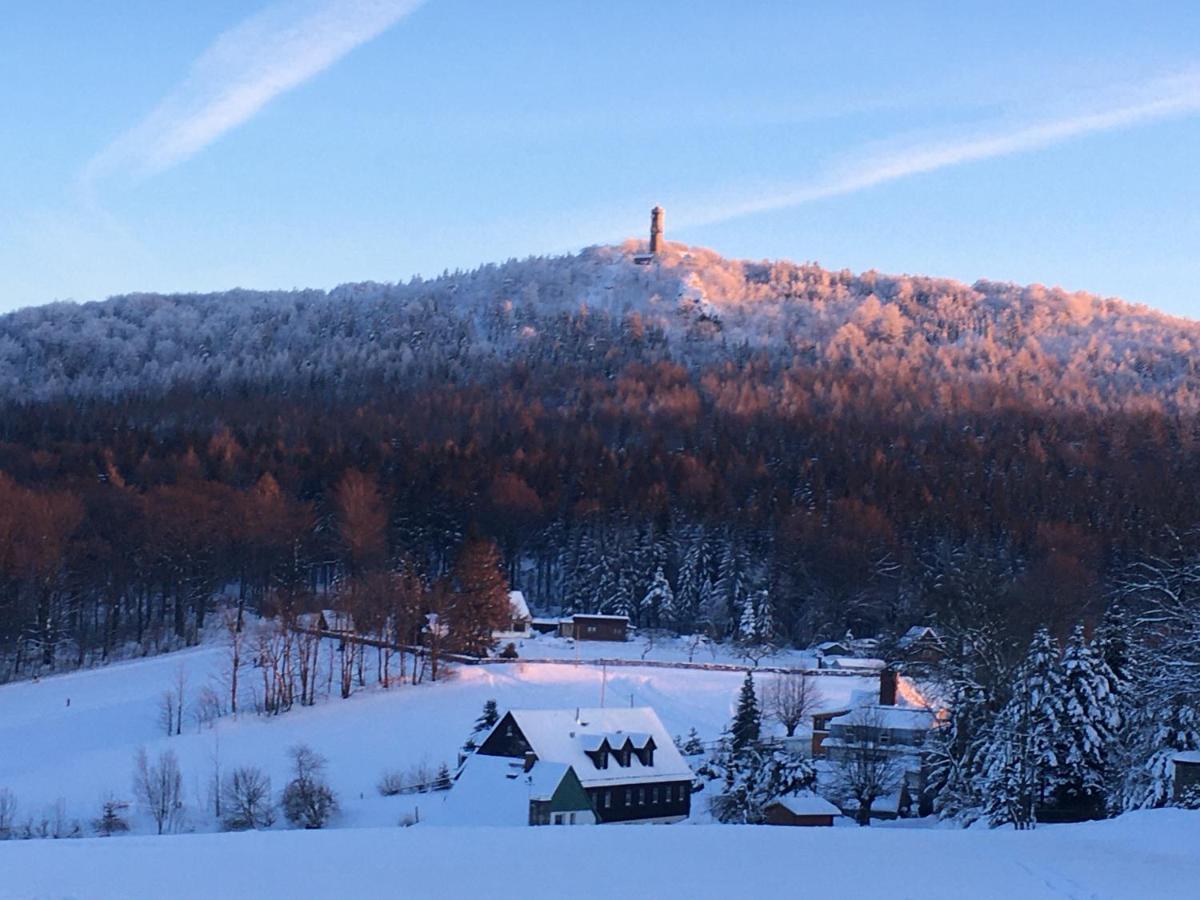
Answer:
(2, 241, 1200, 679)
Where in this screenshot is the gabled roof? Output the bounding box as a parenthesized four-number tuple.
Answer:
(768, 792, 841, 817)
(432, 755, 578, 826)
(508, 590, 531, 621)
(491, 707, 692, 787)
(898, 625, 942, 647)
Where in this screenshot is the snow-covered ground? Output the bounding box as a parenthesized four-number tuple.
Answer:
(496, 630, 823, 668)
(0, 640, 876, 835)
(1, 809, 1197, 899)
(3, 642, 1197, 898)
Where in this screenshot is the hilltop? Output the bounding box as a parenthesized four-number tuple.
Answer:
(1, 242, 1198, 411)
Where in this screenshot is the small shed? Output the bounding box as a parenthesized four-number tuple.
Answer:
(764, 792, 841, 827)
(1174, 751, 1200, 801)
(530, 617, 560, 635)
(559, 614, 629, 642)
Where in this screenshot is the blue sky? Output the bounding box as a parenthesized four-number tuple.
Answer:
(2, 1, 1199, 316)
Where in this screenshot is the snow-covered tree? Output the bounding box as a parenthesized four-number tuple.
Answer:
(730, 671, 761, 752)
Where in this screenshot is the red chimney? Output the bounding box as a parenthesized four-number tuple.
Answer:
(879, 668, 898, 706)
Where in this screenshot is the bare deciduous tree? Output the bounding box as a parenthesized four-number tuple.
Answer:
(763, 672, 824, 737)
(830, 707, 902, 826)
(0, 788, 17, 839)
(221, 766, 275, 831)
(281, 744, 337, 829)
(133, 748, 183, 835)
(158, 664, 187, 737)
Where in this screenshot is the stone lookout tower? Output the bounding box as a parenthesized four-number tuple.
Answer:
(635, 206, 665, 264)
(649, 205, 665, 253)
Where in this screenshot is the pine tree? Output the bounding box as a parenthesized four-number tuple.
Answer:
(731, 671, 761, 752)
(474, 699, 499, 734)
(1055, 625, 1116, 818)
(979, 628, 1065, 828)
(641, 566, 674, 630)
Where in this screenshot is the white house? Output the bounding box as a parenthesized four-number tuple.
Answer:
(475, 707, 694, 824)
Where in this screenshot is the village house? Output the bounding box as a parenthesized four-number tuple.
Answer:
(896, 625, 946, 664)
(810, 668, 939, 819)
(557, 613, 630, 642)
(494, 590, 532, 638)
(475, 707, 694, 823)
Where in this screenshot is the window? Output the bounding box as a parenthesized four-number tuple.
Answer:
(652, 786, 660, 804)
(637, 787, 645, 806)
(603, 790, 611, 809)
(569, 812, 576, 825)
(553, 813, 564, 825)
(505, 723, 513, 737)
(624, 788, 632, 806)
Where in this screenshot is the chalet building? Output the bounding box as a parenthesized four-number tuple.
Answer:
(557, 614, 630, 642)
(437, 754, 595, 826)
(896, 625, 946, 664)
(476, 707, 694, 824)
(763, 792, 841, 826)
(1174, 751, 1200, 802)
(495, 590, 532, 637)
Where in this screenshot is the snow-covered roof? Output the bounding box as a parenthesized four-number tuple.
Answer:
(572, 614, 630, 622)
(898, 625, 942, 648)
(1174, 750, 1200, 765)
(432, 755, 576, 826)
(769, 792, 841, 817)
(828, 705, 936, 732)
(495, 707, 692, 787)
(508, 590, 531, 621)
(825, 657, 887, 670)
(813, 641, 851, 654)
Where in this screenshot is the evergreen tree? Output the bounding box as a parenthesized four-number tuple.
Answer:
(731, 671, 761, 752)
(474, 699, 499, 734)
(979, 628, 1065, 828)
(641, 566, 674, 630)
(1054, 624, 1117, 817)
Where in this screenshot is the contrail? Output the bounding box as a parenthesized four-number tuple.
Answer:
(83, 0, 426, 184)
(678, 69, 1200, 229)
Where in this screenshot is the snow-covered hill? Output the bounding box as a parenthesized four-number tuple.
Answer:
(0, 640, 872, 834)
(2, 240, 1198, 409)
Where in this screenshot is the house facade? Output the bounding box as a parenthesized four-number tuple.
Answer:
(437, 754, 595, 826)
(557, 614, 630, 642)
(476, 707, 693, 823)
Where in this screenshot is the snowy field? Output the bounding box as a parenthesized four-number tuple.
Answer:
(1, 809, 1197, 899)
(495, 630, 823, 667)
(5, 642, 1194, 899)
(0, 640, 875, 834)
